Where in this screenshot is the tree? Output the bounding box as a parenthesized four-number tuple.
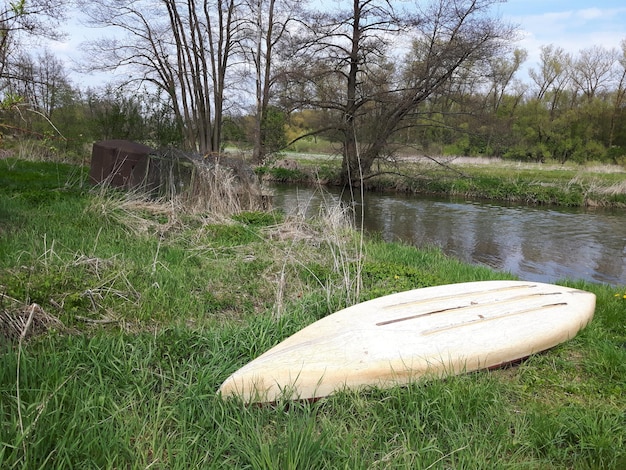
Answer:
(529, 45, 570, 103)
(8, 48, 72, 118)
(259, 105, 286, 153)
(79, 0, 246, 154)
(242, 0, 299, 162)
(84, 86, 182, 146)
(2, 47, 82, 149)
(570, 45, 618, 103)
(280, 0, 515, 185)
(278, 0, 404, 183)
(485, 48, 527, 113)
(608, 39, 626, 154)
(1, 0, 67, 105)
(527, 44, 574, 121)
(86, 86, 146, 142)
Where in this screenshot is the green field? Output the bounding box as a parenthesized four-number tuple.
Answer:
(1, 158, 625, 468)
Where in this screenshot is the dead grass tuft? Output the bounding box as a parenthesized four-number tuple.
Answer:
(596, 179, 626, 196)
(183, 160, 266, 217)
(86, 187, 184, 236)
(261, 190, 362, 317)
(263, 217, 320, 245)
(0, 295, 64, 344)
(569, 175, 626, 199)
(87, 155, 269, 234)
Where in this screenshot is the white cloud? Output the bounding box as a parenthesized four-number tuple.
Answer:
(509, 7, 626, 59)
(500, 6, 626, 84)
(576, 8, 604, 21)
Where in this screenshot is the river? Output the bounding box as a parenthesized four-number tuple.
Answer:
(269, 184, 626, 286)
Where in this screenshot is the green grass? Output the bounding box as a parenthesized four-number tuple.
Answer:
(1, 158, 625, 468)
(260, 153, 626, 207)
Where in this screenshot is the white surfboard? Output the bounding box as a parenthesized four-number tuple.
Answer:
(219, 281, 595, 403)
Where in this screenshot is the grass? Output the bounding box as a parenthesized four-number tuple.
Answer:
(260, 153, 626, 207)
(1, 157, 625, 468)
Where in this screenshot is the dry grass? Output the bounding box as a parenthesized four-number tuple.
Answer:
(184, 160, 266, 218)
(596, 179, 626, 196)
(0, 295, 64, 344)
(582, 164, 626, 174)
(262, 189, 363, 317)
(86, 174, 364, 323)
(568, 175, 626, 198)
(87, 156, 269, 234)
(86, 188, 182, 236)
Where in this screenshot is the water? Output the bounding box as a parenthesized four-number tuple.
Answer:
(270, 184, 626, 286)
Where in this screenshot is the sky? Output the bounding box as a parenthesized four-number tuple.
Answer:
(494, 0, 626, 70)
(48, 1, 626, 87)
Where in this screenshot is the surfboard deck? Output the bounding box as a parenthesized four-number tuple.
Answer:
(219, 281, 595, 403)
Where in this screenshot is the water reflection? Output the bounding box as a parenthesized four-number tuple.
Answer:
(270, 185, 626, 286)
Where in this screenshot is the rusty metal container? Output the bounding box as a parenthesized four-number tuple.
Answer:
(89, 140, 155, 188)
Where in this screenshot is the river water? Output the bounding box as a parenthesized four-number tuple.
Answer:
(269, 184, 626, 286)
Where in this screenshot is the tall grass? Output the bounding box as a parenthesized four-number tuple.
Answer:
(260, 183, 366, 317)
(1, 158, 625, 468)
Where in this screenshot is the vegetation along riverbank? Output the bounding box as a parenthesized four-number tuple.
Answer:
(1, 157, 625, 468)
(259, 153, 626, 208)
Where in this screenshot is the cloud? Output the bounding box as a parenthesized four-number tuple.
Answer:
(501, 5, 626, 83)
(576, 8, 603, 20)
(510, 6, 626, 58)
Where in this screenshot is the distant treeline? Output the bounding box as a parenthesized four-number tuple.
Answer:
(1, 1, 625, 171)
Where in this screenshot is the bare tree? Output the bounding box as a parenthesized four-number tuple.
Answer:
(570, 45, 618, 103)
(529, 45, 569, 101)
(278, 1, 413, 183)
(608, 39, 626, 151)
(8, 48, 71, 118)
(79, 0, 246, 154)
(528, 44, 571, 116)
(486, 48, 527, 113)
(241, 0, 299, 162)
(280, 0, 515, 185)
(1, 0, 67, 104)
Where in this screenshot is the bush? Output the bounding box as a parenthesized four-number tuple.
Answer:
(573, 140, 606, 164)
(606, 146, 626, 166)
(267, 166, 309, 182)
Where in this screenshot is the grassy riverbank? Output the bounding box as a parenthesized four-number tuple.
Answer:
(1, 158, 625, 468)
(260, 154, 626, 207)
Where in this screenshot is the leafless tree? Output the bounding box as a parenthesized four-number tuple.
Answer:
(79, 0, 247, 154)
(279, 0, 516, 185)
(529, 45, 569, 102)
(528, 44, 572, 116)
(570, 45, 618, 103)
(241, 0, 300, 162)
(0, 0, 67, 104)
(486, 48, 527, 113)
(8, 49, 71, 118)
(608, 39, 626, 150)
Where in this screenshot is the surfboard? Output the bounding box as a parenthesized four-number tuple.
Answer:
(219, 280, 595, 403)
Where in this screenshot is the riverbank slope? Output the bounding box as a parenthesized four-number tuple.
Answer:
(259, 153, 626, 207)
(1, 158, 625, 468)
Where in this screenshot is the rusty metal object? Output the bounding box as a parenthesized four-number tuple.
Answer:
(89, 140, 155, 188)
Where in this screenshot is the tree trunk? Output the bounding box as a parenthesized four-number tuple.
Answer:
(340, 0, 362, 185)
